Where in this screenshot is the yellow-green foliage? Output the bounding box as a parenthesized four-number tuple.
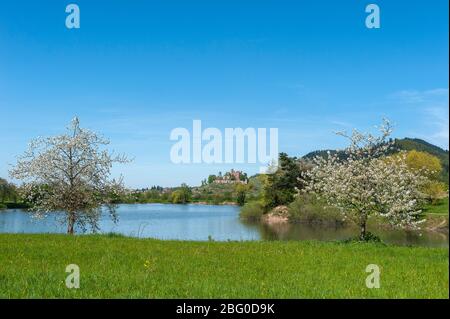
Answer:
(234, 183, 253, 206)
(288, 194, 344, 225)
(239, 201, 265, 220)
(170, 190, 184, 203)
(404, 150, 442, 179)
(423, 181, 448, 204)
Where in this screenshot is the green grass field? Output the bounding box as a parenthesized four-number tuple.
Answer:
(0, 234, 448, 298)
(424, 197, 449, 215)
(422, 198, 449, 230)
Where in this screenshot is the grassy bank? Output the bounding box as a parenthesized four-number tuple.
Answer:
(0, 234, 448, 298)
(422, 198, 448, 231)
(424, 197, 449, 216)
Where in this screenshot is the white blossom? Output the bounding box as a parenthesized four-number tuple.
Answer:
(9, 118, 130, 234)
(301, 119, 428, 240)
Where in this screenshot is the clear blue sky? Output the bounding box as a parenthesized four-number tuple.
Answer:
(0, 0, 448, 187)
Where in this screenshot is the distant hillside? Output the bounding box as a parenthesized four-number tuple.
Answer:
(394, 138, 448, 163)
(302, 149, 343, 161)
(191, 174, 264, 204)
(303, 138, 449, 183)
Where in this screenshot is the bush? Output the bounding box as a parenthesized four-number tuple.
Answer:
(404, 150, 442, 179)
(171, 190, 185, 204)
(171, 184, 192, 204)
(341, 232, 384, 244)
(239, 201, 265, 220)
(0, 203, 6, 210)
(288, 194, 344, 225)
(422, 181, 448, 204)
(234, 183, 252, 206)
(104, 232, 126, 238)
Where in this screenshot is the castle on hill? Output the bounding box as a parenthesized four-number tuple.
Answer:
(213, 169, 248, 184)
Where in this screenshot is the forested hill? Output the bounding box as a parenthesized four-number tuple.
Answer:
(302, 138, 449, 183)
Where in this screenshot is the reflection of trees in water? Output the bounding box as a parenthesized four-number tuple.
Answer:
(402, 229, 448, 246)
(369, 226, 448, 247)
(405, 230, 420, 243)
(258, 222, 356, 241)
(240, 220, 285, 240)
(241, 219, 449, 247)
(260, 222, 292, 240)
(432, 231, 449, 241)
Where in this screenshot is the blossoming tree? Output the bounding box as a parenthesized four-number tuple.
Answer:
(302, 119, 428, 240)
(10, 118, 129, 234)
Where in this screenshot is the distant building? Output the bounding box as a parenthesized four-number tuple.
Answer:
(214, 169, 247, 184)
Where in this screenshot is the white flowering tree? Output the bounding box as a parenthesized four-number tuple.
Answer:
(10, 118, 129, 234)
(302, 120, 428, 240)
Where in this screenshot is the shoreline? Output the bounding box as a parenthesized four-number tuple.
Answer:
(114, 201, 239, 206)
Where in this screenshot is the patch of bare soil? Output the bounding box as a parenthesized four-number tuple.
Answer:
(262, 205, 290, 224)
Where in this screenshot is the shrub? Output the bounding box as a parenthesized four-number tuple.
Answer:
(171, 190, 185, 204)
(171, 184, 192, 204)
(104, 232, 126, 238)
(239, 201, 265, 220)
(234, 183, 253, 206)
(422, 181, 448, 204)
(0, 203, 6, 210)
(404, 150, 442, 179)
(288, 194, 344, 225)
(341, 232, 383, 244)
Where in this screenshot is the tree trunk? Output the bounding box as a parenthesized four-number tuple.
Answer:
(359, 215, 367, 241)
(360, 223, 366, 241)
(67, 212, 75, 235)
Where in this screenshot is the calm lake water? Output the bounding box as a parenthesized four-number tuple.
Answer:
(0, 204, 448, 247)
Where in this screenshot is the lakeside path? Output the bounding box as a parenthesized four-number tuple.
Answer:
(0, 234, 448, 298)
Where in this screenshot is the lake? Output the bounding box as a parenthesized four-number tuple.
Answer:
(0, 204, 447, 247)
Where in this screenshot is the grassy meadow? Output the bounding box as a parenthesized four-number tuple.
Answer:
(424, 197, 449, 216)
(0, 233, 448, 298)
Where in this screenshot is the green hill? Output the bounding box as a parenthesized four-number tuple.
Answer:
(192, 175, 264, 204)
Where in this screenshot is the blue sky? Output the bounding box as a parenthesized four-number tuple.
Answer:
(0, 0, 448, 187)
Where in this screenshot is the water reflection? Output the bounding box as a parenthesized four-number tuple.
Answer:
(247, 220, 449, 247)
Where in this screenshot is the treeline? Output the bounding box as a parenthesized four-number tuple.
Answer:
(0, 178, 28, 209)
(118, 181, 257, 205)
(1, 176, 257, 208)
